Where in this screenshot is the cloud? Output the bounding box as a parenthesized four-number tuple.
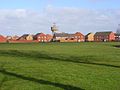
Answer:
(0, 7, 119, 36)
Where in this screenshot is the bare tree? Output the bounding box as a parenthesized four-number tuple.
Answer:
(116, 24, 120, 34)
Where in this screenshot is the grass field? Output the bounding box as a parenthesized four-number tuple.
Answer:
(0, 42, 120, 90)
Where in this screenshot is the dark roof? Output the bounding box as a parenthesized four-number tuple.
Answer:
(94, 31, 112, 36)
(54, 33, 75, 37)
(85, 33, 93, 37)
(21, 34, 29, 38)
(86, 33, 91, 36)
(35, 33, 42, 36)
(18, 34, 29, 40)
(33, 33, 45, 38)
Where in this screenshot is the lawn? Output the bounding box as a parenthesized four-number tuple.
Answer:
(0, 42, 120, 90)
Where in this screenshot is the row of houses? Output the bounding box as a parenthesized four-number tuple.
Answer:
(0, 31, 120, 43)
(53, 31, 120, 42)
(0, 33, 53, 43)
(51, 23, 120, 42)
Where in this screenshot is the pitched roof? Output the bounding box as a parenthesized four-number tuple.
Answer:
(95, 31, 112, 36)
(86, 32, 93, 36)
(54, 33, 75, 37)
(18, 34, 29, 40)
(75, 32, 84, 36)
(54, 33, 68, 37)
(21, 34, 29, 38)
(85, 32, 94, 38)
(46, 34, 53, 37)
(0, 35, 5, 39)
(35, 33, 45, 36)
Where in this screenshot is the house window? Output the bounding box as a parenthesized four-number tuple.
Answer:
(71, 38, 74, 40)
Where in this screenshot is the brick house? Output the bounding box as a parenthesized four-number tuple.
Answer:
(53, 33, 75, 42)
(53, 32, 84, 42)
(0, 35, 7, 43)
(94, 31, 115, 42)
(34, 33, 52, 42)
(46, 34, 53, 42)
(75, 32, 85, 42)
(53, 33, 71, 42)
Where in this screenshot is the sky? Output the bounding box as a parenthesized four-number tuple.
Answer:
(0, 0, 120, 35)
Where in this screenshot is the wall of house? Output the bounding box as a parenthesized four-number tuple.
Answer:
(109, 33, 115, 41)
(36, 34, 46, 42)
(94, 35, 108, 42)
(86, 33, 94, 41)
(94, 33, 115, 42)
(0, 36, 7, 43)
(46, 35, 53, 42)
(75, 33, 85, 42)
(26, 35, 33, 40)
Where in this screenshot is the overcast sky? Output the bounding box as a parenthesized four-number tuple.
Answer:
(0, 0, 120, 36)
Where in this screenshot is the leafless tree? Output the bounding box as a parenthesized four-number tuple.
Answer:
(116, 24, 120, 34)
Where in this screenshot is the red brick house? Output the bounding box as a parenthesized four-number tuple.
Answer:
(34, 33, 52, 42)
(75, 32, 85, 42)
(94, 31, 115, 42)
(0, 35, 7, 43)
(46, 34, 53, 42)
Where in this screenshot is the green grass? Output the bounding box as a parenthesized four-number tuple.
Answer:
(0, 42, 120, 90)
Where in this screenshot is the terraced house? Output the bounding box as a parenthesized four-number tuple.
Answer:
(53, 32, 84, 42)
(34, 33, 52, 42)
(94, 31, 115, 42)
